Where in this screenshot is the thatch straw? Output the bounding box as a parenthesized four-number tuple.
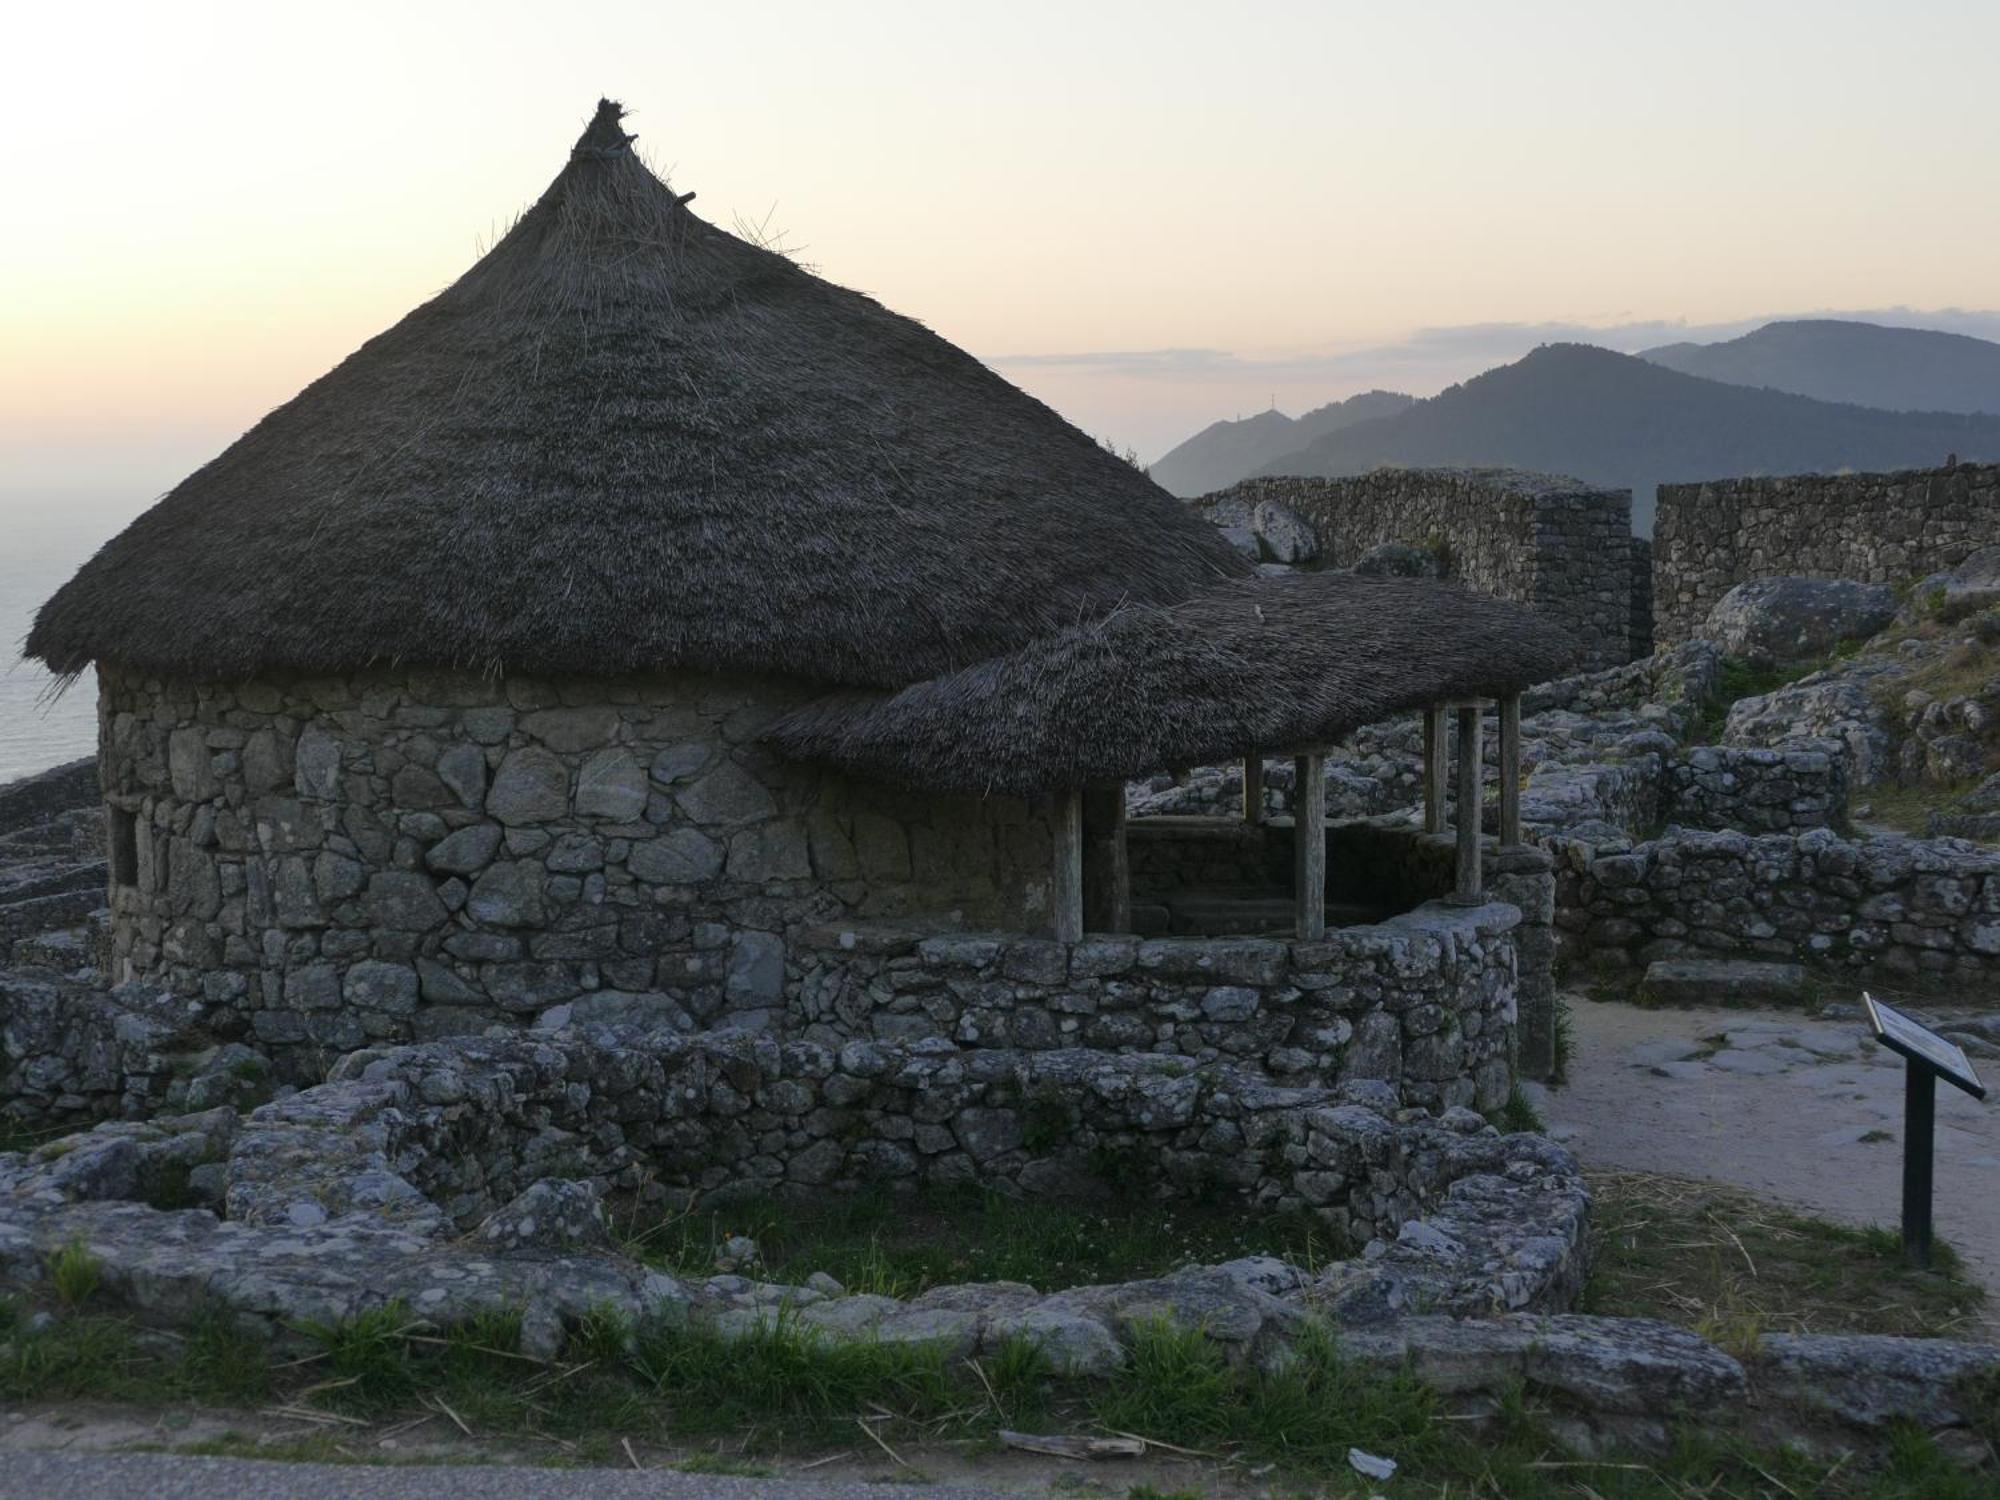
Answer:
(766, 571, 1580, 795)
(26, 99, 1245, 687)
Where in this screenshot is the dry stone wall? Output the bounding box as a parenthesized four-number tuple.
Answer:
(1555, 827, 2000, 984)
(1201, 470, 1636, 667)
(94, 665, 1059, 1077)
(787, 900, 1525, 1113)
(1653, 462, 2000, 644)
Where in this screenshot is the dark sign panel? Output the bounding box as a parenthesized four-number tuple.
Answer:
(1864, 994, 1987, 1100)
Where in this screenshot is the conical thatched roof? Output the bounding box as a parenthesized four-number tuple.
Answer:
(766, 571, 1580, 795)
(27, 100, 1246, 687)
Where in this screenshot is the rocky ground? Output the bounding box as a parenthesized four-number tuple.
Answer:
(1543, 995, 2000, 1336)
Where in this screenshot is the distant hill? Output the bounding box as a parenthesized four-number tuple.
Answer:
(1253, 343, 2000, 531)
(1149, 389, 1413, 497)
(1641, 319, 2000, 414)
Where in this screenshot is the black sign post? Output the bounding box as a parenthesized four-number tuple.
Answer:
(1863, 993, 1988, 1268)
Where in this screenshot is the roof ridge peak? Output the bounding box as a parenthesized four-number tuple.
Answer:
(571, 97, 635, 162)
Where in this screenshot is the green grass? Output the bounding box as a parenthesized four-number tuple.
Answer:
(1693, 656, 1820, 744)
(1858, 779, 1989, 838)
(617, 1184, 1347, 1296)
(0, 1293, 1991, 1495)
(47, 1238, 102, 1308)
(1581, 1170, 1987, 1345)
(1486, 1082, 1547, 1134)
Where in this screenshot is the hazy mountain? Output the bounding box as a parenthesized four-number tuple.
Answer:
(1641, 319, 2000, 414)
(1149, 389, 1414, 497)
(1254, 343, 2000, 531)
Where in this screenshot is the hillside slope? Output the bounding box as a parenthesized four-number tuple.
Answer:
(1642, 319, 2000, 414)
(1255, 344, 2000, 530)
(1150, 389, 1413, 496)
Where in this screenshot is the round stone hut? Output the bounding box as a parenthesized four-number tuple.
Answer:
(29, 101, 1572, 1088)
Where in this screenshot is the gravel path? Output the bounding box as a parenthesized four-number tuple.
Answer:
(1541, 996, 2000, 1333)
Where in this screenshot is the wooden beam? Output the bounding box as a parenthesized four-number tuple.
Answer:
(1052, 789, 1085, 942)
(1423, 704, 1449, 834)
(1081, 782, 1131, 935)
(1293, 751, 1326, 939)
(1498, 692, 1523, 847)
(1452, 703, 1483, 905)
(1241, 753, 1265, 825)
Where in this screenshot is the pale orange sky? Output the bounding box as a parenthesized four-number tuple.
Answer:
(4, 0, 1999, 493)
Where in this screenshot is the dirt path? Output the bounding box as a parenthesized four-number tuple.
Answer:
(1540, 996, 2000, 1336)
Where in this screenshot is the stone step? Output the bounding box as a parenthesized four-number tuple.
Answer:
(1639, 958, 1814, 1008)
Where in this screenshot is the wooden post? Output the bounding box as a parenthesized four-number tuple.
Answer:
(1423, 704, 1448, 835)
(1451, 703, 1483, 905)
(1052, 789, 1084, 942)
(1081, 782, 1131, 935)
(1293, 751, 1326, 939)
(1241, 754, 1264, 825)
(1498, 692, 1522, 847)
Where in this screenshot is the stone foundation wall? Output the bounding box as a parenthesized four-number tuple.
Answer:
(314, 1028, 1515, 1247)
(94, 665, 1059, 1076)
(1653, 463, 2000, 644)
(787, 900, 1525, 1113)
(1555, 828, 2000, 984)
(1201, 470, 1635, 668)
(1663, 744, 1850, 834)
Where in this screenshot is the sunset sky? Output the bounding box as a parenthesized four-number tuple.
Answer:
(4, 0, 1999, 511)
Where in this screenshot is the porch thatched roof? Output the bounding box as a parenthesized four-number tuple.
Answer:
(765, 571, 1579, 795)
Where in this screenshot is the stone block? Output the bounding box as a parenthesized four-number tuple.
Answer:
(576, 748, 649, 821)
(487, 748, 569, 826)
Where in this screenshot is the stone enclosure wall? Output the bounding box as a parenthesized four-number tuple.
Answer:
(1203, 470, 1636, 667)
(1653, 462, 2000, 644)
(786, 899, 1525, 1113)
(1663, 744, 1850, 834)
(94, 665, 1059, 1076)
(1556, 827, 2000, 983)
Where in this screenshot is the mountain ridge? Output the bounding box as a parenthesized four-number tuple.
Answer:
(1250, 343, 2000, 531)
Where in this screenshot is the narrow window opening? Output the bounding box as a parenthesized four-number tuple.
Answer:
(107, 806, 138, 888)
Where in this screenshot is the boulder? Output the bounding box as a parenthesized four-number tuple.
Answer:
(1251, 499, 1319, 564)
(1912, 545, 2000, 622)
(1701, 577, 1896, 666)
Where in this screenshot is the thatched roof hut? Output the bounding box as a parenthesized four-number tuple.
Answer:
(27, 100, 1246, 689)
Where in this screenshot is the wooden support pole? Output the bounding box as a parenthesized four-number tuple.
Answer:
(1423, 704, 1449, 834)
(1241, 754, 1265, 825)
(1081, 782, 1131, 935)
(1293, 751, 1326, 940)
(1451, 703, 1483, 905)
(1498, 693, 1523, 847)
(1052, 789, 1084, 943)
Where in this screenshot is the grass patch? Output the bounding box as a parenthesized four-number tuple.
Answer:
(0, 1293, 1991, 1495)
(1581, 1171, 1986, 1342)
(1693, 656, 1819, 744)
(1486, 1082, 1547, 1134)
(47, 1238, 102, 1308)
(1858, 779, 1988, 838)
(617, 1184, 1347, 1295)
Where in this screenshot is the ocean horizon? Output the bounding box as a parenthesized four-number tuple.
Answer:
(1, 492, 147, 785)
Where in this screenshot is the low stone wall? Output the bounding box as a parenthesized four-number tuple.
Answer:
(1663, 743, 1849, 834)
(1199, 470, 1635, 668)
(1555, 828, 2000, 983)
(1, 1021, 1591, 1363)
(1653, 462, 2000, 645)
(787, 901, 1523, 1113)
